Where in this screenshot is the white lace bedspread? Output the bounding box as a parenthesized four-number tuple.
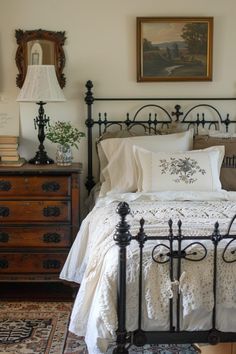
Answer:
(60, 191, 236, 354)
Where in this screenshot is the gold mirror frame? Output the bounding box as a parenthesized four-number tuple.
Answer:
(15, 29, 66, 88)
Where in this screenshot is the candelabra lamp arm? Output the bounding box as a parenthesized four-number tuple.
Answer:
(36, 101, 49, 146)
(28, 101, 54, 165)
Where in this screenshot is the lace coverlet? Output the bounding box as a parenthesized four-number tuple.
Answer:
(60, 193, 236, 354)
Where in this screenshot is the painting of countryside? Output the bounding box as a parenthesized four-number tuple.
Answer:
(139, 18, 213, 81)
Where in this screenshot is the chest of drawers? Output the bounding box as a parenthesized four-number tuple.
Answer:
(0, 163, 82, 282)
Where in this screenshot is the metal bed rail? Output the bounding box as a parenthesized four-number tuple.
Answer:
(113, 202, 236, 354)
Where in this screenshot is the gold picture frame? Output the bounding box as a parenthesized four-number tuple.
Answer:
(137, 17, 213, 82)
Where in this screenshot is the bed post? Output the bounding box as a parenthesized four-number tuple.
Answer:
(113, 202, 132, 354)
(85, 80, 95, 193)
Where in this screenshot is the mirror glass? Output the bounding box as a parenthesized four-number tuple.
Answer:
(15, 29, 66, 88)
(27, 40, 55, 65)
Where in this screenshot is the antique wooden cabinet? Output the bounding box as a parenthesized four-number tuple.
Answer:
(0, 163, 82, 282)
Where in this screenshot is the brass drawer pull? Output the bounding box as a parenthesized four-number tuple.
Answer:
(43, 207, 60, 217)
(0, 259, 9, 269)
(43, 260, 61, 269)
(0, 207, 10, 217)
(42, 182, 60, 192)
(0, 181, 12, 191)
(43, 233, 61, 243)
(0, 232, 9, 242)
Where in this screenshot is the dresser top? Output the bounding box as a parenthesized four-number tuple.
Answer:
(0, 162, 83, 175)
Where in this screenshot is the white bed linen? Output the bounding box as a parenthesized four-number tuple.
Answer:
(60, 191, 236, 354)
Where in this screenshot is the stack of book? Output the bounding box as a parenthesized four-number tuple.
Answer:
(0, 136, 25, 166)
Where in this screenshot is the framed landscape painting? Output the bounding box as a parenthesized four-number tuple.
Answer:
(137, 17, 213, 82)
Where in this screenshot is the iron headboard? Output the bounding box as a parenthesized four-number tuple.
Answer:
(84, 80, 236, 193)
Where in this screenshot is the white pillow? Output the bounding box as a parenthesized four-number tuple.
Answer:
(133, 145, 225, 192)
(99, 130, 194, 195)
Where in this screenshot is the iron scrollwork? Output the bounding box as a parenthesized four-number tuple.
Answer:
(84, 80, 236, 194)
(152, 218, 208, 264)
(222, 239, 236, 263)
(113, 202, 236, 352)
(222, 215, 236, 263)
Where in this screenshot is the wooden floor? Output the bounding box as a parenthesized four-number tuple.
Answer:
(0, 282, 78, 301)
(200, 343, 236, 354)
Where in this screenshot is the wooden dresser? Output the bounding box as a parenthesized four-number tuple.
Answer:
(0, 163, 82, 282)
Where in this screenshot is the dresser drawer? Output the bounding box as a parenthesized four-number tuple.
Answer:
(0, 201, 70, 222)
(0, 176, 70, 197)
(0, 252, 67, 274)
(0, 226, 71, 247)
(0, 163, 81, 284)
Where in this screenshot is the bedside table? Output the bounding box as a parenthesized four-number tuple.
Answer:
(0, 163, 82, 282)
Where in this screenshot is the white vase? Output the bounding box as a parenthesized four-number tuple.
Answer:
(56, 144, 73, 166)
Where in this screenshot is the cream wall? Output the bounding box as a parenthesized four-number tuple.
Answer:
(0, 0, 236, 197)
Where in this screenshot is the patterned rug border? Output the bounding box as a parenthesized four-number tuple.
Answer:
(0, 301, 73, 354)
(0, 301, 73, 311)
(64, 332, 201, 354)
(0, 302, 201, 354)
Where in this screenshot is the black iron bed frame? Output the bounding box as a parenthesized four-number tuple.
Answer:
(84, 80, 236, 353)
(113, 203, 236, 354)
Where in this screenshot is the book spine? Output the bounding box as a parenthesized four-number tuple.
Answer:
(0, 137, 19, 144)
(0, 158, 25, 167)
(1, 155, 20, 162)
(0, 144, 19, 149)
(0, 151, 19, 156)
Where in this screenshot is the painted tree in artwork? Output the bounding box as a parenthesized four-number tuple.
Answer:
(181, 23, 208, 54)
(143, 38, 153, 51)
(172, 42, 180, 58)
(166, 47, 172, 60)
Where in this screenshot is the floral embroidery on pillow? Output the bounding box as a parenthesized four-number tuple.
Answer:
(159, 157, 206, 184)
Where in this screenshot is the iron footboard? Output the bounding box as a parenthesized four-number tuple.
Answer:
(113, 202, 236, 354)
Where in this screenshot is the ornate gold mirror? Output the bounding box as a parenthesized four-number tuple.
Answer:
(15, 29, 66, 88)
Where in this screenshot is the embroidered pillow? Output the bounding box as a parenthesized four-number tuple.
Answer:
(134, 146, 225, 192)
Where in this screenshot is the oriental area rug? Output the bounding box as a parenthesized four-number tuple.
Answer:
(65, 332, 200, 353)
(0, 301, 200, 354)
(0, 301, 72, 354)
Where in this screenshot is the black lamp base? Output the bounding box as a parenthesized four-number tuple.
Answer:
(28, 151, 54, 165)
(30, 101, 54, 165)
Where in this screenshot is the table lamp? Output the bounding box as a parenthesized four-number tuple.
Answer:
(17, 65, 66, 164)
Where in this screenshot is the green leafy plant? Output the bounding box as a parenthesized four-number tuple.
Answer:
(46, 121, 85, 149)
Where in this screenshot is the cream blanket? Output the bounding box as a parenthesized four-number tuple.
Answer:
(60, 191, 236, 354)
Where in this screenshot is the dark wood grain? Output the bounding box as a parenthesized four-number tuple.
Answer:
(0, 163, 82, 283)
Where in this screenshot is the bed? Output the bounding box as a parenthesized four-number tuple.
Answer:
(60, 81, 236, 354)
